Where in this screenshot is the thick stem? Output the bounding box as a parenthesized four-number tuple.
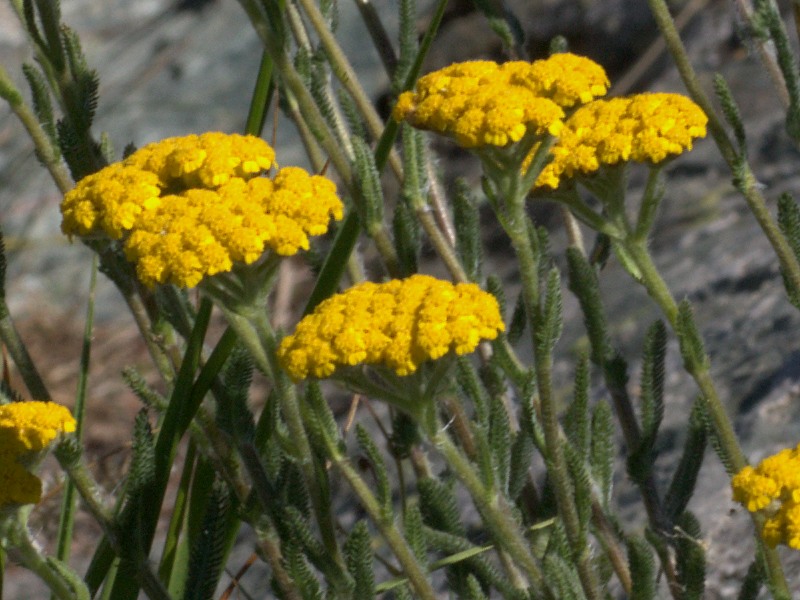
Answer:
(504, 193, 602, 600)
(8, 517, 90, 600)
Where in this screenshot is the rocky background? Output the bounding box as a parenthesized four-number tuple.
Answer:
(2, 0, 800, 597)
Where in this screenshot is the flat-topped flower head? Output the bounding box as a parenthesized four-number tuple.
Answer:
(123, 167, 343, 288)
(0, 401, 75, 508)
(393, 54, 608, 148)
(123, 131, 276, 189)
(732, 443, 800, 549)
(277, 274, 505, 380)
(60, 133, 343, 288)
(534, 93, 708, 189)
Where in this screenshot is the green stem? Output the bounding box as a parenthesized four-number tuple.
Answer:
(622, 242, 744, 466)
(633, 167, 665, 241)
(55, 256, 97, 568)
(621, 239, 791, 597)
(550, 188, 623, 238)
(0, 300, 50, 400)
(0, 65, 72, 194)
(7, 516, 90, 600)
(293, 0, 404, 182)
(647, 0, 800, 308)
(504, 195, 602, 600)
(332, 452, 438, 600)
(237, 0, 354, 188)
(434, 433, 547, 593)
(222, 304, 346, 571)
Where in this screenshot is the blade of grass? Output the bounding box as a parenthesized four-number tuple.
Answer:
(245, 50, 276, 137)
(53, 255, 98, 582)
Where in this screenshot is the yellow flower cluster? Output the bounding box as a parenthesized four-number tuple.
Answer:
(277, 274, 505, 380)
(732, 444, 800, 549)
(61, 133, 343, 288)
(0, 401, 75, 508)
(392, 54, 608, 148)
(534, 93, 708, 189)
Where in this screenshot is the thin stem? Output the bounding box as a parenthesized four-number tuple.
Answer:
(352, 0, 398, 76)
(0, 300, 50, 400)
(434, 433, 546, 593)
(424, 154, 457, 246)
(591, 504, 632, 596)
(57, 457, 173, 600)
(560, 206, 586, 254)
(7, 516, 90, 600)
(55, 255, 97, 566)
(621, 239, 790, 596)
(333, 453, 438, 600)
(294, 0, 404, 182)
(0, 65, 72, 194)
(633, 167, 665, 241)
(732, 0, 791, 108)
(237, 0, 353, 188)
(413, 202, 470, 283)
(647, 0, 800, 302)
(503, 184, 602, 600)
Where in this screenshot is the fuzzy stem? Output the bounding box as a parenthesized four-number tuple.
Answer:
(7, 516, 90, 600)
(620, 239, 790, 597)
(434, 433, 546, 593)
(0, 65, 72, 194)
(293, 0, 404, 182)
(503, 202, 602, 600)
(647, 0, 800, 308)
(332, 452, 438, 599)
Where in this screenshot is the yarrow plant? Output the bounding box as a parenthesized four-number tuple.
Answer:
(61, 132, 343, 288)
(391, 53, 609, 148)
(733, 445, 800, 549)
(278, 274, 504, 380)
(533, 92, 709, 189)
(0, 401, 75, 508)
(3, 0, 800, 598)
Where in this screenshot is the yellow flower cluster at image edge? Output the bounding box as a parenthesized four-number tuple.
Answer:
(392, 53, 609, 148)
(61, 132, 343, 288)
(534, 93, 709, 189)
(732, 443, 800, 549)
(277, 274, 505, 380)
(0, 401, 75, 508)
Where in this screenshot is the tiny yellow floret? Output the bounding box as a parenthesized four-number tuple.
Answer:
(0, 401, 75, 508)
(393, 54, 607, 148)
(277, 275, 505, 380)
(60, 133, 343, 288)
(533, 93, 708, 189)
(732, 443, 800, 550)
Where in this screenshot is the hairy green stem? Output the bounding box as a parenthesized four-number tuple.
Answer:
(647, 0, 800, 307)
(293, 0, 404, 181)
(434, 432, 546, 593)
(332, 452, 437, 599)
(6, 515, 90, 600)
(57, 457, 173, 600)
(0, 66, 72, 194)
(504, 196, 602, 600)
(621, 239, 790, 597)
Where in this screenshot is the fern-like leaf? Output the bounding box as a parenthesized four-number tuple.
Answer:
(183, 478, 230, 600)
